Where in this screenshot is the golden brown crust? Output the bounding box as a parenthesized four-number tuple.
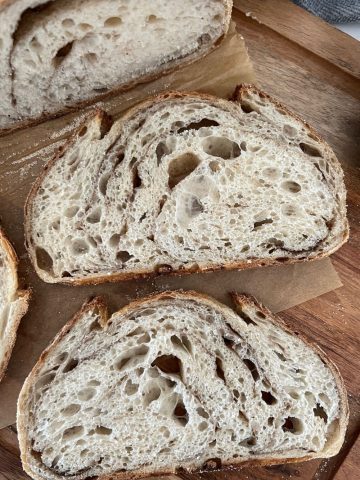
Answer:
(17, 290, 348, 480)
(24, 86, 348, 285)
(0, 228, 30, 381)
(0, 0, 233, 135)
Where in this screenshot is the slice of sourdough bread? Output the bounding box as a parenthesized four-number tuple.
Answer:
(17, 291, 348, 480)
(25, 85, 348, 285)
(0, 229, 30, 381)
(0, 0, 232, 130)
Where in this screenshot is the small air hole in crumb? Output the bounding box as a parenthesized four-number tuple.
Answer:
(79, 23, 92, 31)
(147, 14, 158, 23)
(281, 180, 301, 193)
(104, 17, 122, 27)
(62, 18, 74, 28)
(299, 142, 322, 157)
(78, 125, 87, 137)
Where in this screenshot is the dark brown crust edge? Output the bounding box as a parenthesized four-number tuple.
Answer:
(24, 85, 349, 286)
(0, 0, 233, 136)
(17, 290, 348, 480)
(0, 229, 30, 381)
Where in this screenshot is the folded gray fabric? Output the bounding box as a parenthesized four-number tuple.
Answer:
(293, 0, 360, 23)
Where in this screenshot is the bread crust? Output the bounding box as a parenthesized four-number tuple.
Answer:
(0, 0, 233, 135)
(24, 86, 349, 286)
(0, 229, 30, 381)
(17, 290, 348, 480)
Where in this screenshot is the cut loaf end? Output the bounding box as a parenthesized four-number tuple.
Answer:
(0, 229, 30, 381)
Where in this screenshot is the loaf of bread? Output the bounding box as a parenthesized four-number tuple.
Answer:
(25, 85, 348, 285)
(17, 291, 348, 480)
(0, 229, 30, 381)
(0, 0, 232, 130)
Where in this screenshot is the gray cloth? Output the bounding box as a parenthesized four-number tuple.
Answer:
(293, 0, 360, 23)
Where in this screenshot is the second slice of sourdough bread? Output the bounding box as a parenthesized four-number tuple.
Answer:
(25, 85, 348, 284)
(17, 291, 348, 480)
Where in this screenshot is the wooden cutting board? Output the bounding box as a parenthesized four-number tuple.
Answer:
(0, 1, 359, 479)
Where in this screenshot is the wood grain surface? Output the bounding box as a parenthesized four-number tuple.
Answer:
(0, 1, 359, 479)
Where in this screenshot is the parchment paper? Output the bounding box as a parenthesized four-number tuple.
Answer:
(0, 24, 342, 429)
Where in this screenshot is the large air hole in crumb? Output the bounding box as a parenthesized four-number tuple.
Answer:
(261, 391, 277, 405)
(151, 355, 181, 375)
(173, 398, 188, 426)
(243, 359, 259, 381)
(178, 118, 219, 134)
(281, 181, 301, 193)
(35, 247, 53, 273)
(215, 357, 225, 382)
(202, 136, 241, 159)
(168, 153, 200, 189)
(282, 417, 304, 434)
(63, 358, 78, 373)
(300, 142, 322, 157)
(313, 403, 328, 423)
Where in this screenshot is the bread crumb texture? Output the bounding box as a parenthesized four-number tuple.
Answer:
(0, 0, 229, 128)
(27, 88, 347, 283)
(18, 292, 345, 479)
